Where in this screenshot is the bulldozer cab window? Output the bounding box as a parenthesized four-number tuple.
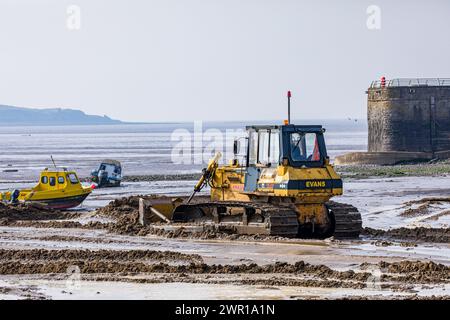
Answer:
(290, 132, 321, 162)
(258, 130, 270, 165)
(248, 130, 258, 165)
(49, 177, 56, 186)
(269, 130, 280, 164)
(248, 129, 280, 167)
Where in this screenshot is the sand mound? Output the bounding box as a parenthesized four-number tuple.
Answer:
(0, 202, 81, 222)
(362, 227, 450, 243)
(0, 248, 202, 264)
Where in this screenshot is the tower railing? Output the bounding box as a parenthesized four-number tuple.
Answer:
(370, 78, 450, 88)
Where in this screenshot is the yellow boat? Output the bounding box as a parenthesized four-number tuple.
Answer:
(0, 168, 92, 210)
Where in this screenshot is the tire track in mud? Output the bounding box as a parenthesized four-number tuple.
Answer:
(0, 249, 203, 263)
(90, 273, 369, 290)
(362, 227, 450, 243)
(376, 260, 450, 284)
(0, 259, 447, 292)
(37, 235, 128, 244)
(0, 247, 448, 285)
(0, 248, 371, 284)
(0, 260, 372, 284)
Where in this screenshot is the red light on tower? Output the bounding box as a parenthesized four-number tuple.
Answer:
(381, 76, 386, 88)
(287, 90, 292, 98)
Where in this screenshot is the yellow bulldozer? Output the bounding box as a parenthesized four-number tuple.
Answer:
(166, 93, 362, 239)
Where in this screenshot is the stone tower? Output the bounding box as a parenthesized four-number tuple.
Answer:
(335, 78, 450, 165)
(367, 78, 450, 153)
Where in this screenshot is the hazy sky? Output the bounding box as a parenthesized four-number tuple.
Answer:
(0, 0, 449, 122)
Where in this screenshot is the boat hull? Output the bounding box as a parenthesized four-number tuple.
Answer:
(25, 193, 90, 210)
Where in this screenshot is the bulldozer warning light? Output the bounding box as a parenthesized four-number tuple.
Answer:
(287, 90, 292, 124)
(284, 119, 289, 125)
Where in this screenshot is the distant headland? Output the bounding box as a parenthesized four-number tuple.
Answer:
(0, 105, 124, 126)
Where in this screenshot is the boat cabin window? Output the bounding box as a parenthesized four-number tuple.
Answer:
(290, 132, 321, 162)
(49, 177, 56, 186)
(67, 173, 79, 184)
(58, 176, 65, 184)
(41, 176, 48, 184)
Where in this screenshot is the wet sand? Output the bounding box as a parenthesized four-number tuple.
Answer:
(0, 173, 449, 300)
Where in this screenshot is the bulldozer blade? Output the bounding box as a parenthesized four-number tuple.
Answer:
(138, 196, 182, 225)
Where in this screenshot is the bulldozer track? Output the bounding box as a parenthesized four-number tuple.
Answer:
(326, 201, 362, 239)
(172, 201, 299, 238)
(172, 200, 362, 239)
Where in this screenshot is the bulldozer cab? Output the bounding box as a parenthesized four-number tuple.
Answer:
(239, 125, 328, 169)
(234, 124, 329, 193)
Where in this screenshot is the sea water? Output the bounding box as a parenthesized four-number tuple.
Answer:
(0, 120, 366, 207)
(0, 119, 367, 181)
